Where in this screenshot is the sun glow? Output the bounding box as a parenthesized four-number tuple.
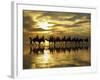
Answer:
(43, 49, 50, 63)
(38, 21, 54, 30)
(35, 49, 53, 64)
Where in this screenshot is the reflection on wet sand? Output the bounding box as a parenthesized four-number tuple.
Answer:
(23, 41, 90, 69)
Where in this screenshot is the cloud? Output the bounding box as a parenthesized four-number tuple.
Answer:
(23, 10, 91, 36)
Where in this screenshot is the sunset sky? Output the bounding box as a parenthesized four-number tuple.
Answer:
(23, 10, 91, 69)
(23, 10, 91, 37)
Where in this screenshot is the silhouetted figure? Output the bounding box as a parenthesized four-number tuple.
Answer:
(29, 37, 33, 44)
(66, 37, 71, 42)
(62, 36, 66, 42)
(56, 37, 60, 42)
(84, 38, 88, 42)
(49, 36, 55, 42)
(34, 35, 39, 42)
(38, 36, 45, 44)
